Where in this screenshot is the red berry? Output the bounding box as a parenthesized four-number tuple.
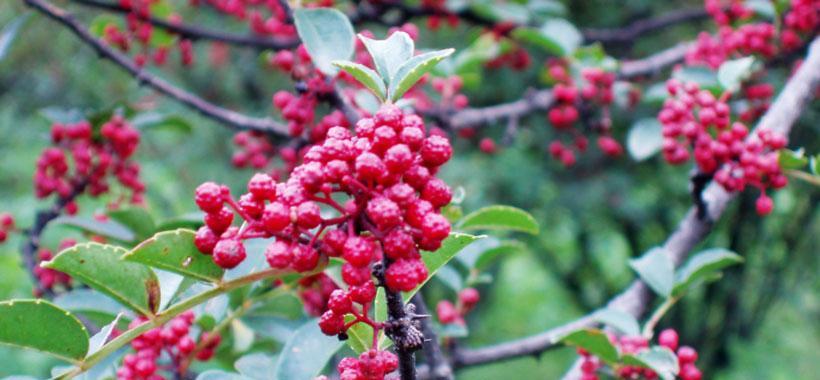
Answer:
(459, 287, 480, 307)
(265, 241, 292, 269)
(194, 227, 219, 255)
(437, 300, 458, 324)
(247, 173, 276, 200)
(677, 346, 698, 364)
(212, 239, 246, 269)
(195, 182, 225, 213)
(365, 197, 402, 229)
(262, 202, 291, 232)
(420, 135, 453, 167)
(327, 289, 353, 314)
(658, 328, 679, 351)
(343, 237, 376, 268)
(349, 281, 377, 304)
(204, 207, 234, 235)
(318, 310, 345, 335)
(755, 194, 773, 215)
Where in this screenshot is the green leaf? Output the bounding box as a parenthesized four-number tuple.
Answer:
(346, 287, 389, 354)
(156, 212, 205, 232)
(0, 14, 29, 62)
(196, 370, 250, 380)
(124, 229, 224, 283)
(388, 48, 455, 102)
(231, 319, 256, 352)
(593, 308, 641, 336)
(0, 300, 89, 362)
(43, 243, 161, 316)
(360, 32, 415, 85)
(778, 149, 808, 170)
(51, 215, 136, 243)
(453, 33, 500, 74)
(672, 248, 743, 296)
(560, 329, 619, 364)
(812, 155, 820, 175)
(235, 353, 276, 380)
(718, 56, 756, 92)
(512, 18, 581, 56)
(672, 66, 720, 92)
(273, 319, 345, 380)
(332, 60, 386, 101)
(293, 8, 355, 76)
(406, 233, 483, 300)
(457, 205, 539, 234)
(629, 247, 675, 298)
(107, 207, 156, 242)
(622, 347, 680, 380)
(131, 113, 193, 134)
(627, 119, 664, 161)
(87, 314, 122, 355)
(89, 15, 121, 38)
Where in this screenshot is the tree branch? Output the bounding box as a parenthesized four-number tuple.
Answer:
(449, 36, 820, 372)
(25, 0, 291, 136)
(68, 0, 300, 50)
(582, 8, 710, 44)
(411, 294, 453, 380)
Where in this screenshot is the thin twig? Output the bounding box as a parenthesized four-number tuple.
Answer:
(25, 0, 291, 135)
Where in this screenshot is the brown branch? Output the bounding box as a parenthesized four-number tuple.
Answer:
(411, 294, 453, 380)
(25, 0, 291, 136)
(436, 42, 690, 130)
(582, 8, 710, 44)
(69, 0, 300, 50)
(448, 36, 820, 372)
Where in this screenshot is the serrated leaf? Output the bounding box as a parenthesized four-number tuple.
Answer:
(124, 229, 224, 283)
(388, 48, 455, 102)
(622, 347, 680, 380)
(107, 207, 156, 242)
(593, 308, 641, 336)
(293, 8, 354, 76)
(51, 215, 136, 243)
(0, 14, 29, 62)
(360, 31, 415, 85)
(457, 205, 539, 234)
(672, 248, 743, 296)
(512, 18, 581, 56)
(778, 149, 808, 170)
(273, 319, 344, 380)
(332, 60, 386, 101)
(718, 56, 756, 92)
(629, 247, 674, 297)
(560, 328, 619, 364)
(43, 243, 160, 316)
(407, 233, 483, 300)
(0, 300, 89, 362)
(627, 119, 664, 161)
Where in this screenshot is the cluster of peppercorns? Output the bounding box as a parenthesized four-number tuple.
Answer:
(194, 105, 451, 379)
(738, 82, 773, 122)
(578, 329, 702, 380)
(781, 0, 820, 51)
(704, 0, 752, 26)
(298, 273, 339, 317)
(0, 213, 14, 243)
(231, 131, 278, 170)
(545, 60, 622, 166)
(659, 80, 787, 215)
(190, 0, 300, 39)
(485, 46, 532, 71)
(32, 239, 75, 297)
(421, 0, 460, 30)
(35, 116, 144, 212)
(436, 287, 480, 326)
(101, 2, 191, 68)
(431, 76, 469, 111)
(116, 311, 221, 380)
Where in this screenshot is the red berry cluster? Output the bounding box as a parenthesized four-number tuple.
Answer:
(32, 239, 75, 296)
(578, 329, 702, 380)
(485, 46, 532, 71)
(780, 0, 820, 51)
(704, 0, 752, 26)
(35, 116, 144, 212)
(116, 311, 220, 380)
(334, 349, 399, 380)
(738, 82, 773, 122)
(191, 0, 300, 38)
(422, 0, 460, 30)
(231, 131, 277, 170)
(0, 213, 14, 243)
(298, 273, 340, 317)
(102, 2, 191, 68)
(659, 80, 787, 215)
(436, 287, 480, 325)
(546, 60, 622, 166)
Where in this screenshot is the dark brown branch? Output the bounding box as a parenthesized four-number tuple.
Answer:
(450, 36, 820, 372)
(25, 0, 291, 136)
(437, 42, 689, 130)
(69, 0, 300, 50)
(20, 181, 87, 299)
(411, 294, 453, 380)
(582, 8, 710, 44)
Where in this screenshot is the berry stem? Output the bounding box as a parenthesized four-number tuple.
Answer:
(641, 295, 681, 339)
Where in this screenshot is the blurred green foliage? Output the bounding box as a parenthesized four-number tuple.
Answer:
(0, 0, 818, 378)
